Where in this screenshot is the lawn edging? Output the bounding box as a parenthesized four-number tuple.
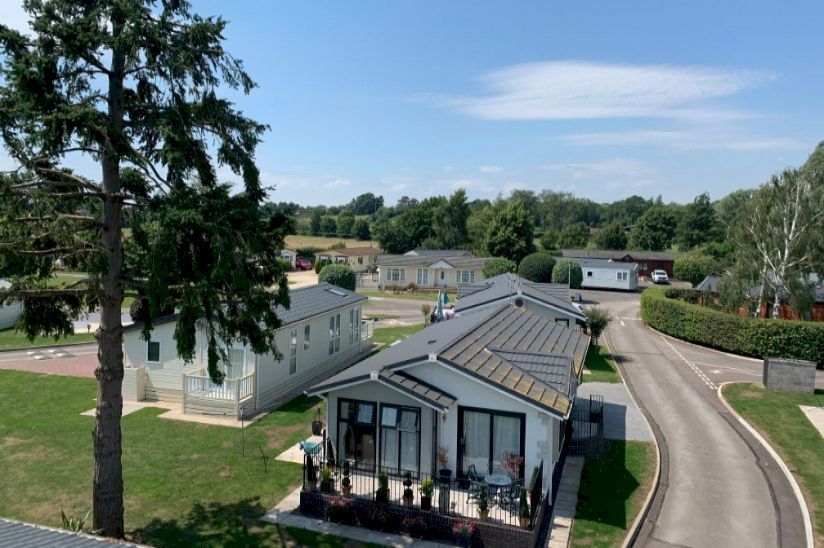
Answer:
(717, 382, 814, 548)
(598, 331, 662, 548)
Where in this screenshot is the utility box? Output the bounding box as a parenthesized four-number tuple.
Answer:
(763, 358, 816, 394)
(123, 366, 146, 401)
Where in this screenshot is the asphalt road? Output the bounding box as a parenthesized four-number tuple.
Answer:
(363, 296, 428, 326)
(585, 288, 818, 548)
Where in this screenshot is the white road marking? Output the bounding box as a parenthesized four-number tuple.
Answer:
(620, 320, 626, 327)
(701, 363, 762, 376)
(659, 335, 718, 390)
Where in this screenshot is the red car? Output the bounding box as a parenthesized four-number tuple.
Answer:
(295, 257, 313, 271)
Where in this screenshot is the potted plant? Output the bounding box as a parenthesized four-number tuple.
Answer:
(311, 408, 323, 436)
(341, 461, 351, 496)
(376, 471, 390, 504)
(518, 489, 530, 529)
(419, 478, 434, 511)
(402, 515, 427, 539)
(452, 519, 477, 548)
(477, 482, 489, 520)
(320, 466, 334, 493)
(402, 471, 414, 508)
(306, 457, 317, 491)
(501, 451, 524, 480)
(437, 446, 451, 481)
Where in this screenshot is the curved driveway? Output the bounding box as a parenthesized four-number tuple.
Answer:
(584, 289, 814, 548)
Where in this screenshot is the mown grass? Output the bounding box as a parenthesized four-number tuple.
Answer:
(373, 323, 426, 347)
(0, 328, 96, 350)
(357, 289, 441, 302)
(570, 441, 656, 547)
(583, 344, 621, 383)
(723, 383, 824, 544)
(0, 369, 365, 546)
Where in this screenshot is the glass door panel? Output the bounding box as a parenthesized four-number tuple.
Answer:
(492, 415, 521, 475)
(462, 410, 490, 474)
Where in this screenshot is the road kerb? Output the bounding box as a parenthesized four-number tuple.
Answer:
(601, 332, 662, 548)
(716, 381, 814, 548)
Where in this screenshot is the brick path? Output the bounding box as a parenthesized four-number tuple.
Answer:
(0, 344, 98, 378)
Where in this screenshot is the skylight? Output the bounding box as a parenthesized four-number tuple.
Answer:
(327, 288, 346, 296)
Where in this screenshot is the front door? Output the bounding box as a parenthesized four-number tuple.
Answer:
(379, 404, 421, 475)
(338, 399, 377, 471)
(439, 270, 446, 287)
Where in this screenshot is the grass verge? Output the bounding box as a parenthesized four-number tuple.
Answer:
(0, 329, 96, 350)
(570, 441, 656, 547)
(722, 383, 823, 544)
(357, 289, 442, 302)
(0, 369, 362, 546)
(583, 344, 621, 383)
(373, 323, 426, 346)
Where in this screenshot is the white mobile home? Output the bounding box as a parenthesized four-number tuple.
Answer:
(376, 252, 491, 289)
(122, 283, 374, 419)
(0, 280, 23, 330)
(280, 249, 298, 268)
(575, 258, 639, 291)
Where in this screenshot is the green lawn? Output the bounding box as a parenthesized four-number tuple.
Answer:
(357, 289, 441, 302)
(571, 441, 656, 547)
(722, 383, 824, 544)
(583, 344, 621, 383)
(373, 323, 426, 346)
(45, 272, 135, 308)
(0, 369, 364, 547)
(0, 328, 96, 350)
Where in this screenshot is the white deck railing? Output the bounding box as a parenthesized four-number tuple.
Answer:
(184, 370, 255, 401)
(361, 319, 375, 342)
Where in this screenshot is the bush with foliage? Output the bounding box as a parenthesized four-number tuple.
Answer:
(327, 497, 355, 524)
(402, 515, 427, 538)
(594, 221, 628, 250)
(673, 252, 718, 287)
(313, 258, 330, 274)
(585, 307, 613, 344)
(556, 223, 590, 249)
(358, 500, 395, 531)
(640, 287, 824, 364)
(276, 258, 294, 272)
(296, 246, 323, 261)
(551, 259, 584, 289)
(482, 257, 517, 278)
(318, 264, 356, 291)
(452, 519, 478, 547)
(353, 218, 371, 240)
(518, 252, 556, 283)
(539, 229, 558, 251)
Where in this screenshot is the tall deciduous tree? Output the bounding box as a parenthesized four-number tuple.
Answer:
(485, 199, 535, 263)
(432, 188, 469, 249)
(0, 1, 288, 537)
(677, 192, 721, 250)
(593, 221, 628, 250)
(628, 205, 678, 251)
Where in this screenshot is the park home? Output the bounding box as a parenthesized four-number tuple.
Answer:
(575, 259, 639, 291)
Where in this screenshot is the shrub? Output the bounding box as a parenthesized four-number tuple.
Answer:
(452, 519, 478, 547)
(358, 501, 394, 532)
(673, 252, 718, 287)
(518, 252, 556, 283)
(640, 287, 824, 364)
(552, 259, 583, 289)
(539, 229, 558, 251)
(318, 264, 356, 291)
(276, 258, 294, 272)
(327, 497, 355, 524)
(313, 258, 329, 274)
(483, 257, 517, 278)
(585, 306, 612, 344)
(419, 478, 435, 497)
(296, 246, 322, 261)
(519, 490, 530, 519)
(402, 515, 427, 538)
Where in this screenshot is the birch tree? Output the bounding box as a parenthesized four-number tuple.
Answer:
(0, 1, 289, 537)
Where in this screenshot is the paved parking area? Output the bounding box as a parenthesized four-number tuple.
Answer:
(576, 382, 653, 442)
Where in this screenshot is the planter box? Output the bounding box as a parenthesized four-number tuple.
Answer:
(763, 357, 816, 394)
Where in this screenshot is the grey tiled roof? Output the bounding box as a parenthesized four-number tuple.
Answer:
(696, 276, 721, 293)
(377, 254, 490, 269)
(562, 249, 676, 261)
(124, 283, 365, 333)
(455, 274, 584, 320)
(489, 350, 572, 397)
(0, 518, 143, 547)
(381, 370, 457, 410)
(311, 303, 589, 417)
(572, 258, 639, 270)
(405, 249, 473, 257)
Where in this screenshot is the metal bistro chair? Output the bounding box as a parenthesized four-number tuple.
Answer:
(466, 464, 484, 501)
(502, 478, 524, 513)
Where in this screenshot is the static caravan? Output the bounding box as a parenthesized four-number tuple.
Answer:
(576, 258, 639, 291)
(0, 280, 23, 330)
(280, 249, 298, 268)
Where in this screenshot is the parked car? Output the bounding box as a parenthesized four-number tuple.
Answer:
(295, 257, 313, 271)
(651, 270, 669, 284)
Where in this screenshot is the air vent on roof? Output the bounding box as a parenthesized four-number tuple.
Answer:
(327, 288, 346, 296)
(427, 339, 437, 345)
(514, 297, 524, 307)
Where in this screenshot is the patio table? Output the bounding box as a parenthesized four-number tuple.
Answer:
(484, 473, 512, 506)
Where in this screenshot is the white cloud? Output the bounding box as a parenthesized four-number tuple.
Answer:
(565, 130, 807, 151)
(541, 158, 657, 190)
(479, 165, 503, 173)
(324, 178, 351, 190)
(425, 60, 772, 121)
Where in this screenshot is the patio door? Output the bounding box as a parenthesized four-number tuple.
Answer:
(458, 406, 525, 478)
(379, 404, 421, 475)
(337, 399, 377, 471)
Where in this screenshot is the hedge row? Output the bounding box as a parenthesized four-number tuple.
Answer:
(640, 286, 824, 364)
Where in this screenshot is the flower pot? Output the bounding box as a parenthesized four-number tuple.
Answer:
(376, 489, 389, 504)
(420, 496, 432, 511)
(519, 516, 529, 529)
(479, 508, 489, 520)
(320, 479, 334, 493)
(342, 484, 352, 497)
(308, 480, 317, 491)
(311, 420, 323, 436)
(403, 496, 413, 508)
(439, 469, 452, 482)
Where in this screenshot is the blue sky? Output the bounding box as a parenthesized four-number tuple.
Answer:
(2, 1, 823, 206)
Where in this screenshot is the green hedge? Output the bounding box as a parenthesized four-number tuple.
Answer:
(640, 286, 824, 364)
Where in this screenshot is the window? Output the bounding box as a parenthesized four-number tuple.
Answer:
(289, 329, 297, 375)
(587, 271, 593, 277)
(616, 271, 628, 281)
(386, 268, 405, 282)
(227, 347, 245, 378)
(304, 324, 311, 351)
(416, 268, 429, 285)
(147, 341, 160, 362)
(556, 318, 569, 327)
(338, 398, 377, 471)
(458, 270, 475, 284)
(380, 404, 421, 474)
(458, 407, 525, 479)
(349, 308, 356, 344)
(357, 256, 364, 264)
(328, 313, 341, 355)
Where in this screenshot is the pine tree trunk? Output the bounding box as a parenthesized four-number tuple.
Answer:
(93, 24, 126, 538)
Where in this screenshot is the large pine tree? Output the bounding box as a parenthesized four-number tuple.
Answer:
(0, 1, 289, 537)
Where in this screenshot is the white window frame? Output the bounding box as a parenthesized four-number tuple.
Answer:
(386, 268, 405, 282)
(328, 313, 341, 355)
(146, 341, 160, 363)
(458, 270, 475, 284)
(289, 328, 298, 375)
(416, 268, 429, 285)
(616, 271, 628, 281)
(304, 324, 311, 351)
(227, 346, 245, 378)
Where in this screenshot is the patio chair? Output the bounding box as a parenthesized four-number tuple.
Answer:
(466, 464, 483, 501)
(502, 478, 524, 513)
